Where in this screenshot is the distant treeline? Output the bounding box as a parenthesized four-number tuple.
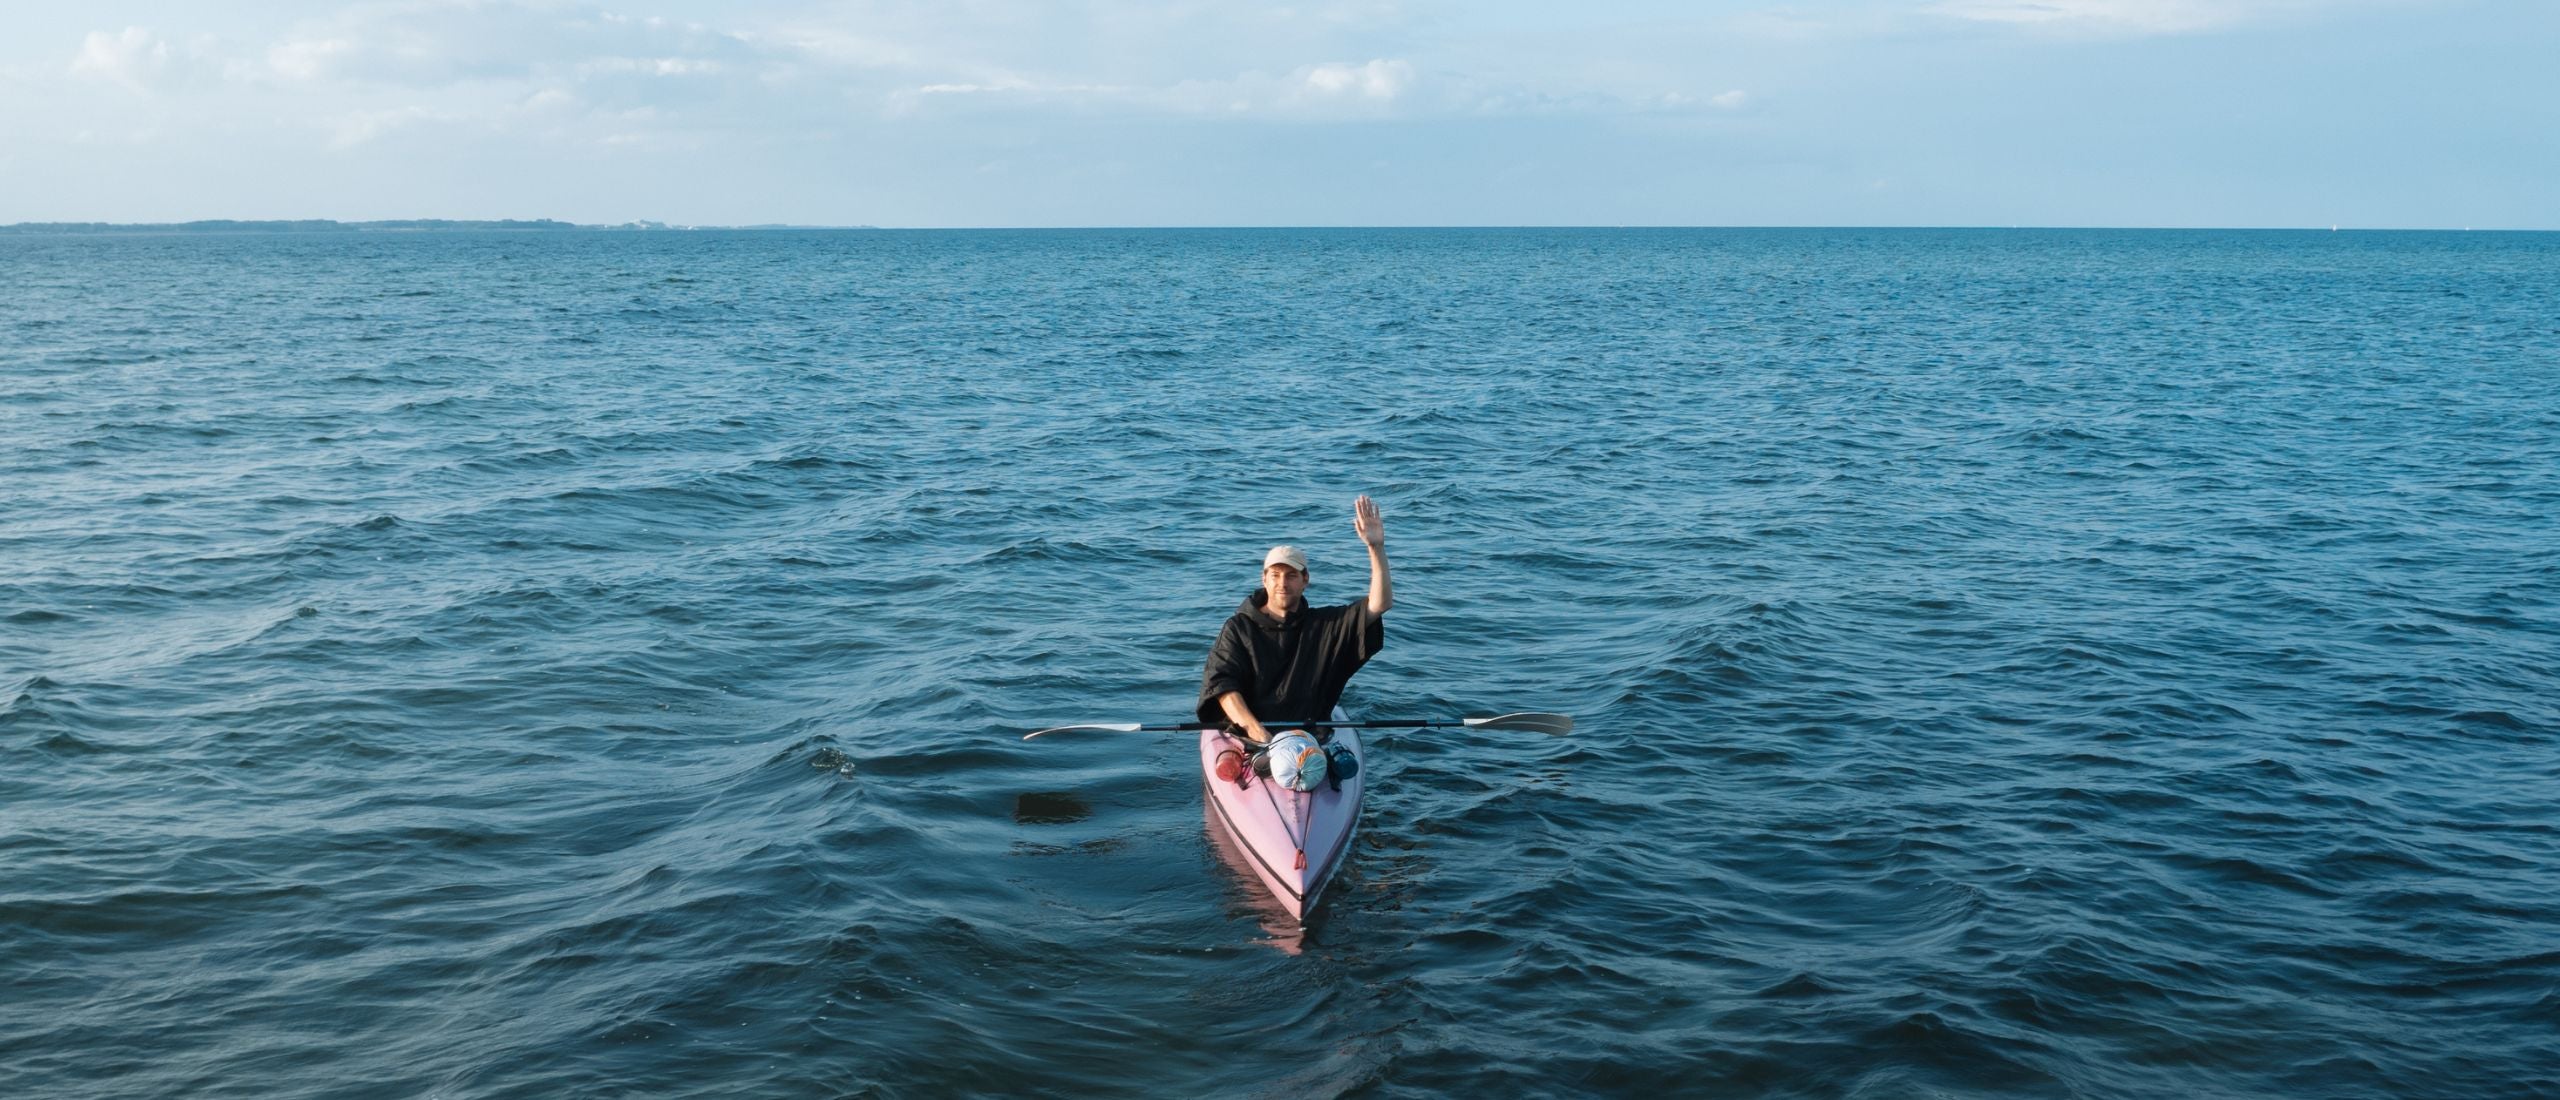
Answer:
(0, 219, 592, 234)
(1, 219, 871, 233)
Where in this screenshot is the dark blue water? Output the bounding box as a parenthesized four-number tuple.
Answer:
(5, 228, 2556, 1098)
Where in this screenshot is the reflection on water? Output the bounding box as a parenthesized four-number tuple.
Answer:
(1206, 797, 1312, 955)
(1012, 790, 1094, 825)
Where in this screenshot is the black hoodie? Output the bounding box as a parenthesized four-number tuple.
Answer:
(1194, 588, 1385, 728)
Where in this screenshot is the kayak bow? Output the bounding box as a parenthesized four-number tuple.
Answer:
(1200, 711, 1362, 921)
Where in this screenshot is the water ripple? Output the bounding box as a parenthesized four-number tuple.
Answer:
(3, 228, 2557, 1099)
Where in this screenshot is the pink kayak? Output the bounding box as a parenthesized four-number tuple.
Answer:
(1200, 713, 1364, 921)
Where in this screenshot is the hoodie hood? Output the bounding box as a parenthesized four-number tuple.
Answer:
(1239, 587, 1304, 629)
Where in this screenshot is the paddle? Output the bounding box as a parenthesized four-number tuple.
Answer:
(1023, 712, 1573, 740)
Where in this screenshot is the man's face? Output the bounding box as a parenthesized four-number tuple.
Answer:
(1263, 564, 1307, 606)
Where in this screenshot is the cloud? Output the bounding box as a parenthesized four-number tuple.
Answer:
(1926, 0, 2238, 34)
(1723, 0, 2426, 39)
(581, 57, 726, 78)
(1300, 59, 1410, 102)
(328, 104, 444, 148)
(43, 2, 1730, 152)
(248, 5, 763, 88)
(1920, 0, 2402, 36)
(70, 27, 174, 92)
(265, 37, 355, 83)
(890, 58, 1428, 120)
(885, 55, 1734, 124)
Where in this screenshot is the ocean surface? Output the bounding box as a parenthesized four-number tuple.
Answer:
(4, 227, 2556, 1098)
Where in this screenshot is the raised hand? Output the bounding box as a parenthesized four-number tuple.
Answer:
(1353, 494, 1385, 547)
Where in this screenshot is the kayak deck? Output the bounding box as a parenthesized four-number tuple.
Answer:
(1200, 714, 1364, 921)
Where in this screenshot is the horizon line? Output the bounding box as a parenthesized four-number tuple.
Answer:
(2, 219, 2548, 234)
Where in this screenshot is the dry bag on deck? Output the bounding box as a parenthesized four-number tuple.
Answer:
(1267, 732, 1329, 792)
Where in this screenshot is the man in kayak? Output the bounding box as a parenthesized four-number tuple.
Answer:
(1196, 494, 1393, 747)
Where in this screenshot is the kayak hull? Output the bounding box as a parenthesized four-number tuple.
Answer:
(1200, 715, 1363, 921)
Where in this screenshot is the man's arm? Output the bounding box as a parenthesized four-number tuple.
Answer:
(1355, 494, 1392, 615)
(1199, 619, 1270, 742)
(1216, 691, 1274, 745)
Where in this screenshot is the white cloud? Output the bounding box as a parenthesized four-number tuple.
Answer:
(1710, 89, 1748, 109)
(914, 77, 1043, 95)
(69, 27, 173, 92)
(1921, 0, 2409, 36)
(890, 59, 1424, 120)
(519, 87, 578, 112)
(1720, 0, 2432, 39)
(40, 4, 1730, 152)
(1926, 0, 2235, 33)
(240, 4, 765, 89)
(266, 37, 354, 82)
(1300, 59, 1410, 101)
(772, 27, 924, 72)
(328, 104, 442, 148)
(578, 57, 728, 78)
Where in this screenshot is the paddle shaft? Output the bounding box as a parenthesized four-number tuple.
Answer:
(1024, 712, 1571, 739)
(1123, 719, 1464, 732)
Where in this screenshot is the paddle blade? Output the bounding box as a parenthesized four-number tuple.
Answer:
(1023, 722, 1144, 741)
(1464, 712, 1575, 735)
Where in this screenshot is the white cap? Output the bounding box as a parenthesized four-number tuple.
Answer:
(1262, 545, 1307, 572)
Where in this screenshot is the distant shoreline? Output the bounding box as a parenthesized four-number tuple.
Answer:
(0, 219, 872, 234)
(3, 221, 2544, 234)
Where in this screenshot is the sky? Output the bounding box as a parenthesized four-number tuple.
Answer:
(1, 0, 2552, 228)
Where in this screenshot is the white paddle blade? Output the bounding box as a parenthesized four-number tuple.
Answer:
(1465, 712, 1575, 735)
(1023, 722, 1145, 740)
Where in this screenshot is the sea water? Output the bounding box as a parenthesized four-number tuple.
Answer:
(4, 228, 2556, 1097)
